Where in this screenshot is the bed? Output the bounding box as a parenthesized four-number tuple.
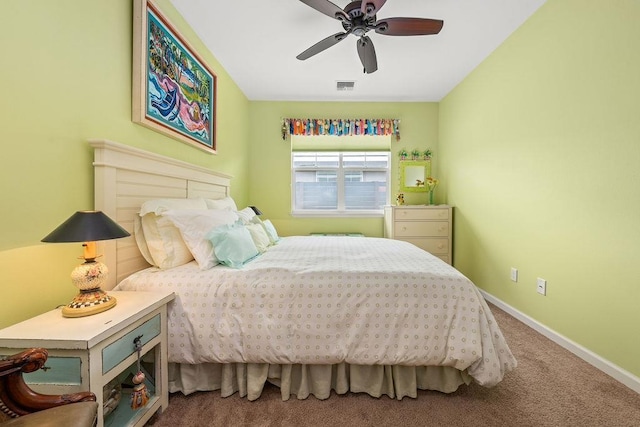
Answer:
(91, 139, 516, 401)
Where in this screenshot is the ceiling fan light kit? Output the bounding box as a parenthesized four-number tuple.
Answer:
(297, 0, 443, 74)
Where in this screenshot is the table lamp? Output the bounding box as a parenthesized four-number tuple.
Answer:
(41, 211, 130, 318)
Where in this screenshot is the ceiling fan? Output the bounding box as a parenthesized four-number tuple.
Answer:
(296, 0, 444, 74)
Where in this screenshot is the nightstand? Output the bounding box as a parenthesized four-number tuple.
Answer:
(0, 291, 174, 427)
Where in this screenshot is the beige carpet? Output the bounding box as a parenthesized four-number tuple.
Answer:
(147, 305, 640, 426)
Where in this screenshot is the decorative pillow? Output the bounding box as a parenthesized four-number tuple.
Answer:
(160, 209, 239, 270)
(261, 219, 280, 244)
(207, 222, 259, 268)
(139, 198, 207, 216)
(204, 196, 238, 212)
(245, 223, 271, 253)
(236, 207, 256, 224)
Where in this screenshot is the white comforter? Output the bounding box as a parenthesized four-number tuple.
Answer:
(115, 236, 516, 387)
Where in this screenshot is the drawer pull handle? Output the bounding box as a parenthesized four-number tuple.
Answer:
(133, 335, 143, 350)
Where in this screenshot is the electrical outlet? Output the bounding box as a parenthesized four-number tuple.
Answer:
(510, 268, 518, 282)
(537, 277, 547, 295)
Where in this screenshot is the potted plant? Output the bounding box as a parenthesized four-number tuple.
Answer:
(398, 149, 408, 160)
(411, 149, 421, 160)
(423, 149, 432, 160)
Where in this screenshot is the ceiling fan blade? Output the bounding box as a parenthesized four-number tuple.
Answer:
(297, 32, 350, 61)
(357, 36, 378, 74)
(375, 17, 444, 36)
(298, 0, 349, 21)
(361, 0, 387, 18)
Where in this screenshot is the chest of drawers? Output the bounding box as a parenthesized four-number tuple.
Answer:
(383, 205, 453, 264)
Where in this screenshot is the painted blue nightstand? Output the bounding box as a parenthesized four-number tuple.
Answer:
(0, 291, 174, 427)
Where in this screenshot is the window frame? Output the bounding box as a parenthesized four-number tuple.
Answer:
(291, 151, 390, 218)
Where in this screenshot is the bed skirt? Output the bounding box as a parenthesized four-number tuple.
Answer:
(168, 362, 472, 401)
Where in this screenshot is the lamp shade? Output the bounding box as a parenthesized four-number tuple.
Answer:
(249, 206, 263, 216)
(41, 211, 130, 243)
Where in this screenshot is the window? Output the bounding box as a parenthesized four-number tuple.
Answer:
(345, 171, 363, 182)
(316, 171, 337, 182)
(292, 151, 390, 216)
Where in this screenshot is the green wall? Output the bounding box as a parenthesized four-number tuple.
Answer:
(439, 0, 640, 377)
(248, 102, 438, 236)
(0, 0, 250, 327)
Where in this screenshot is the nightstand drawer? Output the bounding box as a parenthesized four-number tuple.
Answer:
(25, 356, 82, 385)
(403, 238, 449, 255)
(102, 314, 161, 374)
(394, 221, 449, 237)
(394, 208, 449, 221)
(0, 353, 84, 387)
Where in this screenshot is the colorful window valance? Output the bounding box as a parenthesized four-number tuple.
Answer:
(282, 118, 400, 141)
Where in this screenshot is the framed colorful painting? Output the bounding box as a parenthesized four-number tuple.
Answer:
(133, 0, 216, 153)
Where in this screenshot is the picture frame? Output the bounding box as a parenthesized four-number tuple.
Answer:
(133, 0, 216, 153)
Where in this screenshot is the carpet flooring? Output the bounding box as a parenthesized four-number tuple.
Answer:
(147, 305, 640, 426)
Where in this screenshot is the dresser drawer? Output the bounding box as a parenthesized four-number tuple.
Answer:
(436, 255, 450, 264)
(102, 314, 161, 375)
(394, 208, 449, 221)
(394, 221, 449, 237)
(402, 238, 449, 255)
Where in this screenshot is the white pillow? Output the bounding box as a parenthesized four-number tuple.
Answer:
(204, 196, 237, 211)
(139, 198, 207, 216)
(137, 198, 208, 269)
(236, 207, 256, 224)
(245, 223, 271, 253)
(253, 217, 280, 244)
(160, 209, 239, 270)
(140, 213, 194, 269)
(133, 215, 155, 266)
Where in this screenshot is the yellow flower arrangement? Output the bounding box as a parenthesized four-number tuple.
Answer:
(426, 177, 439, 191)
(426, 177, 439, 205)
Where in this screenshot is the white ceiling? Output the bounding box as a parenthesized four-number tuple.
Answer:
(169, 0, 546, 102)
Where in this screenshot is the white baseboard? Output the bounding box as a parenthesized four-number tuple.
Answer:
(480, 290, 640, 394)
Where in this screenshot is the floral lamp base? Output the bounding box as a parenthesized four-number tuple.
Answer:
(62, 260, 117, 318)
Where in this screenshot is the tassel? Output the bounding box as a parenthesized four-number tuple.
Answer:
(130, 371, 150, 409)
(131, 336, 150, 410)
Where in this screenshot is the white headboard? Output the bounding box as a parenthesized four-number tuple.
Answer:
(90, 139, 232, 290)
